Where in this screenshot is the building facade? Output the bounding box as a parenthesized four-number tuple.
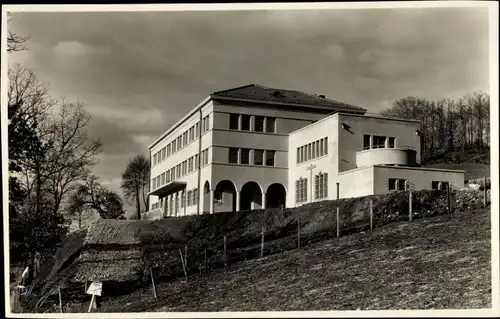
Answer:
(143, 85, 465, 220)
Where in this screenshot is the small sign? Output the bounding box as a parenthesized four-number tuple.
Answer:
(86, 282, 102, 296)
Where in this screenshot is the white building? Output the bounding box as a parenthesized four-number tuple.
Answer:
(144, 84, 464, 219)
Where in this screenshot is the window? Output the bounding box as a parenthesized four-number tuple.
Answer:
(255, 116, 264, 132)
(177, 164, 181, 178)
(229, 148, 239, 163)
(183, 161, 187, 175)
(193, 188, 198, 206)
(153, 154, 157, 166)
(296, 178, 308, 203)
(203, 149, 209, 165)
(266, 117, 276, 133)
(312, 142, 316, 160)
(432, 181, 449, 190)
(315, 173, 328, 199)
(254, 149, 264, 165)
(167, 144, 171, 157)
(373, 136, 386, 149)
(195, 123, 199, 138)
(241, 115, 250, 131)
(194, 154, 199, 169)
(301, 146, 305, 163)
(152, 179, 156, 190)
(296, 147, 301, 164)
(171, 167, 176, 180)
(307, 144, 312, 161)
(162, 147, 166, 161)
(388, 178, 408, 191)
(172, 141, 176, 153)
(188, 157, 193, 172)
(388, 137, 395, 148)
(181, 191, 185, 208)
(388, 178, 397, 190)
(324, 137, 328, 155)
(363, 135, 371, 150)
(229, 114, 239, 130)
(240, 148, 250, 165)
(202, 115, 210, 132)
(315, 141, 320, 158)
(265, 150, 275, 166)
(161, 173, 165, 186)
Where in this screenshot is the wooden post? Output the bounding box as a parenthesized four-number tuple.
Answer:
(409, 190, 413, 222)
(484, 176, 487, 207)
(224, 235, 227, 268)
(84, 281, 87, 292)
(179, 249, 188, 280)
(184, 246, 188, 272)
(447, 183, 451, 215)
(58, 287, 63, 313)
(204, 247, 207, 273)
(261, 226, 265, 258)
(336, 207, 340, 238)
(150, 267, 157, 300)
(369, 200, 373, 232)
(297, 218, 301, 249)
(87, 294, 95, 313)
(336, 182, 340, 238)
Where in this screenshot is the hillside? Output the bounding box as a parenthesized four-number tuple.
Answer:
(423, 147, 490, 180)
(37, 202, 491, 312)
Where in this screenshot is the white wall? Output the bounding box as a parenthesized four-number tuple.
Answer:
(336, 114, 421, 172)
(287, 115, 339, 207)
(373, 166, 465, 194)
(336, 166, 375, 199)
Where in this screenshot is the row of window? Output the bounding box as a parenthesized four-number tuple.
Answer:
(297, 137, 328, 164)
(151, 148, 210, 190)
(363, 135, 396, 150)
(388, 178, 408, 191)
(228, 148, 276, 166)
(314, 173, 328, 200)
(229, 113, 276, 133)
(152, 115, 211, 167)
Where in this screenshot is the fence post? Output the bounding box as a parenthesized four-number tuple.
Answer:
(149, 267, 157, 300)
(409, 190, 413, 222)
(297, 217, 301, 249)
(369, 199, 373, 232)
(58, 287, 63, 313)
(336, 182, 340, 238)
(261, 226, 265, 258)
(179, 249, 188, 281)
(184, 246, 188, 273)
(223, 235, 227, 268)
(447, 183, 451, 215)
(484, 176, 487, 208)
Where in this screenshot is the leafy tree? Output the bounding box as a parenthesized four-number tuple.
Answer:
(121, 154, 150, 220)
(68, 175, 126, 221)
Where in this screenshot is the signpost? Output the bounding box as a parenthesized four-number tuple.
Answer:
(86, 281, 102, 312)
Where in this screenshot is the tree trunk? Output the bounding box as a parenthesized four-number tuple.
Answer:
(136, 185, 141, 220)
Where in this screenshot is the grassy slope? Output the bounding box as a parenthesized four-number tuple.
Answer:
(54, 207, 490, 312)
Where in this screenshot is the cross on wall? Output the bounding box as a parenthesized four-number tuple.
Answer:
(306, 164, 316, 202)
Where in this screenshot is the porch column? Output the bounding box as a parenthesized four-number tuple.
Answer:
(261, 192, 266, 209)
(209, 190, 215, 214)
(369, 135, 373, 149)
(236, 191, 241, 211)
(162, 196, 167, 217)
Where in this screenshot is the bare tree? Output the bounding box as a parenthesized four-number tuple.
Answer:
(121, 154, 150, 220)
(7, 13, 29, 53)
(68, 175, 125, 220)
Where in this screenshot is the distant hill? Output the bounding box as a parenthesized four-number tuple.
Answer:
(423, 147, 490, 181)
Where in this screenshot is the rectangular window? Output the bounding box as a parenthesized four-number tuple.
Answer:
(300, 146, 305, 163)
(254, 149, 264, 165)
(363, 135, 371, 150)
(229, 114, 239, 130)
(319, 139, 324, 156)
(183, 132, 187, 146)
(311, 142, 316, 160)
(167, 144, 171, 157)
(194, 154, 199, 169)
(152, 179, 156, 190)
(206, 116, 210, 131)
(295, 180, 300, 204)
(324, 138, 328, 155)
(229, 148, 239, 164)
(162, 147, 166, 161)
(153, 154, 157, 166)
(195, 123, 199, 138)
(388, 178, 397, 190)
(161, 173, 165, 185)
(323, 173, 328, 199)
(189, 157, 193, 172)
(205, 149, 210, 165)
(180, 191, 185, 208)
(307, 144, 312, 161)
(255, 116, 265, 132)
(187, 191, 192, 206)
(296, 147, 301, 164)
(172, 141, 176, 153)
(315, 140, 320, 158)
(241, 115, 251, 131)
(171, 167, 175, 181)
(314, 175, 320, 200)
(193, 188, 198, 206)
(177, 165, 181, 178)
(265, 150, 275, 166)
(303, 178, 308, 202)
(388, 137, 395, 148)
(240, 148, 250, 165)
(266, 117, 276, 133)
(373, 136, 386, 149)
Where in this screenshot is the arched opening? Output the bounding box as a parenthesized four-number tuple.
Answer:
(202, 181, 210, 214)
(214, 180, 237, 213)
(240, 181, 263, 211)
(266, 183, 286, 209)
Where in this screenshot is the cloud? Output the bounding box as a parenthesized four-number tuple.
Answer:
(53, 40, 111, 56)
(324, 44, 345, 61)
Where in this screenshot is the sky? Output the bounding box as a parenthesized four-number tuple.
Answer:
(7, 6, 490, 216)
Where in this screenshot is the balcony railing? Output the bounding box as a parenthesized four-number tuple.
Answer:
(358, 145, 416, 152)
